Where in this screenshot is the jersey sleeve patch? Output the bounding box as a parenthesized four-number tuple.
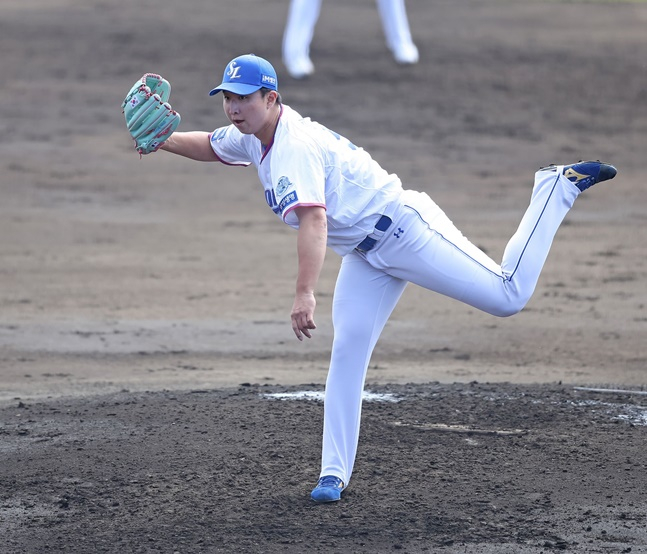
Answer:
(278, 190, 299, 213)
(276, 175, 294, 197)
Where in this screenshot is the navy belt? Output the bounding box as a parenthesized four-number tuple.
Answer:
(355, 215, 392, 253)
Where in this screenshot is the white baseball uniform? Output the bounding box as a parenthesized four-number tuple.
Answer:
(210, 104, 582, 487)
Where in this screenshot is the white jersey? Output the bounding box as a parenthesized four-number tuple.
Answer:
(209, 104, 403, 256)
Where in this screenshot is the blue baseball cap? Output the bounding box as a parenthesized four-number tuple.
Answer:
(209, 54, 278, 96)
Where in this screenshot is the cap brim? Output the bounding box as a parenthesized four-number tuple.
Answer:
(209, 83, 263, 96)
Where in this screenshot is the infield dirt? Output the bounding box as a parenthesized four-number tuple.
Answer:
(1, 0, 647, 552)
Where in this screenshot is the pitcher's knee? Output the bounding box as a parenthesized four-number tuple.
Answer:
(493, 306, 521, 317)
(490, 299, 528, 317)
(332, 323, 375, 351)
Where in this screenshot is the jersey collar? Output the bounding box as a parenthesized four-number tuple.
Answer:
(260, 104, 284, 163)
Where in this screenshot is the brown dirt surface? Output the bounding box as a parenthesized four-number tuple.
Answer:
(1, 0, 647, 552)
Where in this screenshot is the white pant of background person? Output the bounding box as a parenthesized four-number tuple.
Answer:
(320, 168, 580, 487)
(282, 0, 419, 78)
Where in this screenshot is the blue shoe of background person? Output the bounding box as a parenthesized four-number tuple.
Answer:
(540, 161, 617, 192)
(311, 475, 344, 503)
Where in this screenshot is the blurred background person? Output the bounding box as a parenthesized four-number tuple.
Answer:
(283, 0, 419, 79)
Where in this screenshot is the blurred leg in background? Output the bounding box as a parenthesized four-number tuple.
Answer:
(282, 0, 320, 79)
(376, 0, 419, 64)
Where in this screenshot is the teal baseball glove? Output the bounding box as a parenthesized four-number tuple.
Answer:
(121, 73, 181, 156)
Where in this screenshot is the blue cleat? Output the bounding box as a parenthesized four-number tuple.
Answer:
(311, 475, 344, 503)
(540, 161, 617, 192)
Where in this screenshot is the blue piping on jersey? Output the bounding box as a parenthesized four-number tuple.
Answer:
(403, 172, 560, 284)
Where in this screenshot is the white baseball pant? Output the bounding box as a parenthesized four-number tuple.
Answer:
(319, 167, 581, 486)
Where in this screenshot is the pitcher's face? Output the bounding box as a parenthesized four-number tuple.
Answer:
(222, 91, 269, 135)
